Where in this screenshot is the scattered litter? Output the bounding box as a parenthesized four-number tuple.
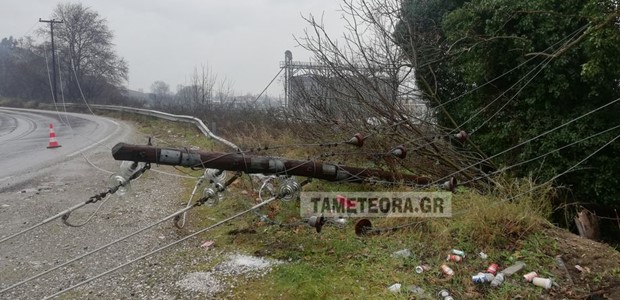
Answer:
(575, 265, 590, 273)
(491, 272, 505, 287)
(415, 264, 430, 274)
(479, 252, 488, 260)
(446, 254, 462, 263)
(451, 249, 465, 257)
(555, 255, 574, 284)
(532, 277, 553, 289)
(472, 272, 495, 284)
(437, 289, 454, 300)
(388, 283, 401, 293)
(0, 204, 9, 208)
(501, 261, 525, 276)
(523, 271, 538, 282)
(487, 263, 499, 275)
(158, 235, 165, 240)
(440, 264, 454, 276)
(407, 285, 424, 295)
(391, 249, 412, 258)
(201, 240, 215, 250)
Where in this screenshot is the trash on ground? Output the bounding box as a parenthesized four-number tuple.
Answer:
(200, 240, 215, 249)
(415, 264, 430, 273)
(523, 271, 538, 282)
(501, 261, 525, 276)
(472, 272, 495, 284)
(388, 283, 401, 293)
(487, 263, 499, 275)
(441, 264, 454, 276)
(491, 272, 505, 287)
(391, 249, 412, 258)
(407, 285, 424, 295)
(446, 254, 462, 263)
(532, 277, 553, 289)
(451, 249, 465, 257)
(479, 252, 488, 260)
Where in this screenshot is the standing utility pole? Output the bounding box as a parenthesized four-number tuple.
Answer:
(39, 18, 63, 103)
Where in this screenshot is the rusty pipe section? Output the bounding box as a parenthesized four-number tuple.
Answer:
(112, 143, 430, 185)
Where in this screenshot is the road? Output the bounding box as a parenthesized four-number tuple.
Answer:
(0, 108, 212, 299)
(0, 108, 125, 191)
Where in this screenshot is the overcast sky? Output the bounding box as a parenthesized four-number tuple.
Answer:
(1, 0, 346, 98)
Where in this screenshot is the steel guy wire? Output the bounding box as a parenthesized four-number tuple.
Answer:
(334, 23, 591, 154)
(465, 51, 558, 135)
(251, 68, 284, 105)
(329, 22, 591, 144)
(358, 131, 620, 234)
(0, 164, 149, 245)
(175, 169, 208, 229)
(451, 132, 620, 218)
(0, 204, 197, 295)
(61, 193, 114, 227)
(42, 196, 280, 300)
(0, 201, 91, 245)
(427, 97, 620, 187)
(458, 123, 620, 186)
(1, 173, 240, 294)
(432, 22, 590, 112)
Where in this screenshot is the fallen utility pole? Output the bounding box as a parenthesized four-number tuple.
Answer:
(112, 143, 430, 185)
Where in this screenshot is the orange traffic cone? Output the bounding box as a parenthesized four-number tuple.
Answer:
(47, 123, 62, 149)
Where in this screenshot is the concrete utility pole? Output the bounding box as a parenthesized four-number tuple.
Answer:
(112, 143, 431, 185)
(39, 18, 64, 103)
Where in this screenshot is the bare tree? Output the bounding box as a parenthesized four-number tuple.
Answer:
(150, 80, 170, 108)
(49, 2, 128, 102)
(288, 0, 487, 181)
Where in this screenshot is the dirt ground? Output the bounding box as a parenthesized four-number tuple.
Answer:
(543, 226, 620, 299)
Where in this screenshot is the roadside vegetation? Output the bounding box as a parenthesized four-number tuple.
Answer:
(104, 112, 620, 299)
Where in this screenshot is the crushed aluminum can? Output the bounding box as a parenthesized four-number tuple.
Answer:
(472, 272, 495, 284)
(440, 264, 454, 276)
(487, 263, 499, 275)
(451, 249, 465, 257)
(446, 254, 463, 263)
(479, 252, 488, 260)
(523, 271, 539, 282)
(490, 272, 505, 287)
(415, 264, 430, 274)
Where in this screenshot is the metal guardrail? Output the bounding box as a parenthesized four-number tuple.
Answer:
(66, 104, 240, 151)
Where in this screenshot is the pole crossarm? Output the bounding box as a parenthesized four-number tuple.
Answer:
(112, 143, 430, 185)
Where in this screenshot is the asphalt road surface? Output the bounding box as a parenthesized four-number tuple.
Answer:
(0, 108, 125, 191)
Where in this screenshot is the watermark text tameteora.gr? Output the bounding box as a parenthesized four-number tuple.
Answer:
(300, 192, 452, 218)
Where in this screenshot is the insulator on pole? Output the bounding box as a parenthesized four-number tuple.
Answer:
(440, 177, 458, 192)
(455, 130, 468, 143)
(390, 145, 407, 159)
(355, 219, 373, 236)
(345, 133, 365, 147)
(308, 214, 325, 233)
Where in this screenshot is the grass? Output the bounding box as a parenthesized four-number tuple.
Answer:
(101, 112, 607, 299)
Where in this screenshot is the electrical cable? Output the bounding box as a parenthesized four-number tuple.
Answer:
(42, 196, 279, 300)
(428, 97, 620, 187)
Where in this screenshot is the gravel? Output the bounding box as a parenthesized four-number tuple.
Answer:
(0, 120, 277, 299)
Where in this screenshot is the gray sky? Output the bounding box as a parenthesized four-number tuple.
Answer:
(1, 0, 346, 97)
